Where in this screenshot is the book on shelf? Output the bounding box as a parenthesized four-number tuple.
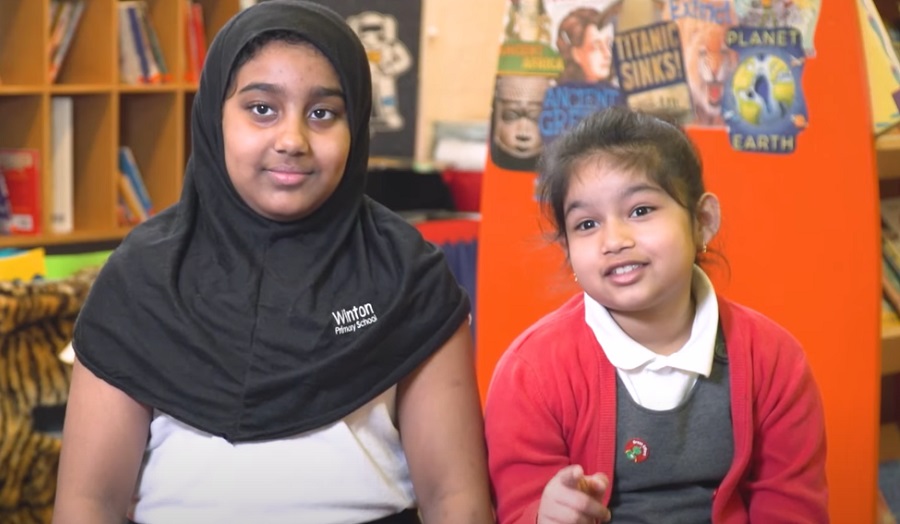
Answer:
(884, 295, 899, 327)
(118, 146, 154, 218)
(184, 0, 208, 83)
(884, 248, 900, 317)
(49, 0, 87, 83)
(883, 196, 900, 242)
(118, 1, 169, 85)
(116, 200, 133, 227)
(117, 171, 147, 226)
(881, 195, 900, 318)
(0, 165, 11, 235)
(0, 149, 41, 235)
(136, 1, 171, 82)
(51, 96, 74, 234)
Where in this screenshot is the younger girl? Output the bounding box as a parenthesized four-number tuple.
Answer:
(53, 2, 493, 523)
(484, 106, 828, 523)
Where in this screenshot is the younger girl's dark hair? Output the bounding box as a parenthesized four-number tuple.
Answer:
(224, 29, 311, 99)
(537, 105, 705, 244)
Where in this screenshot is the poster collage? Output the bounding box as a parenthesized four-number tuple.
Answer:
(243, 0, 422, 159)
(490, 0, 822, 171)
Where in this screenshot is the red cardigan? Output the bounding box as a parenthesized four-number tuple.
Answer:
(484, 294, 828, 524)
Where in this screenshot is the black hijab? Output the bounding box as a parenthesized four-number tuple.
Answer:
(73, 0, 469, 442)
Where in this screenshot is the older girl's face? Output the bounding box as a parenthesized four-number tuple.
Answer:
(222, 41, 350, 222)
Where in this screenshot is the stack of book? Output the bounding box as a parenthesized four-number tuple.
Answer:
(118, 0, 170, 85)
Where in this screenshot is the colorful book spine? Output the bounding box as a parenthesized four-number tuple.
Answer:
(118, 173, 148, 223)
(118, 147, 154, 217)
(137, 1, 170, 81)
(0, 149, 41, 235)
(49, 0, 86, 83)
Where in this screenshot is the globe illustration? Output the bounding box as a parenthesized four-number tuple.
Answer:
(731, 54, 795, 126)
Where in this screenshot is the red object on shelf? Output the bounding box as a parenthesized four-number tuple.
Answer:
(0, 149, 41, 235)
(441, 169, 482, 213)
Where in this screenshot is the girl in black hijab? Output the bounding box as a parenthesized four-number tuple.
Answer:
(52, 2, 493, 523)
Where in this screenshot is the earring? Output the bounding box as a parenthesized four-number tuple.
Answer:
(701, 243, 708, 254)
(573, 273, 578, 282)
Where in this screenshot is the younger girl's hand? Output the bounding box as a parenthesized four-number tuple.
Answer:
(537, 465, 612, 524)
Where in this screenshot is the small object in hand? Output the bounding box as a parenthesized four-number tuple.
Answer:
(577, 477, 592, 493)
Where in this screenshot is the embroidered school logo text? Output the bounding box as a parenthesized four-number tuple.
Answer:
(332, 303, 378, 335)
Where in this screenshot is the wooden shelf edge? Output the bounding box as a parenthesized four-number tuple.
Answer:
(118, 83, 182, 94)
(50, 84, 114, 95)
(0, 229, 130, 249)
(0, 85, 46, 95)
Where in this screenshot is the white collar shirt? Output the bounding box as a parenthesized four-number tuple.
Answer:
(584, 266, 720, 411)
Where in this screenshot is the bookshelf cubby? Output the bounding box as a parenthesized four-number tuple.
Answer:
(0, 0, 241, 249)
(0, 0, 46, 87)
(878, 133, 900, 181)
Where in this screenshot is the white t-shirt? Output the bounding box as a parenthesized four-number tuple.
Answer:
(132, 387, 416, 524)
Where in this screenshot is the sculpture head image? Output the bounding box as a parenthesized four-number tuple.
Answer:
(490, 74, 553, 171)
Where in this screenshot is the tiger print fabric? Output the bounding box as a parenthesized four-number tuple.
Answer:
(0, 269, 98, 524)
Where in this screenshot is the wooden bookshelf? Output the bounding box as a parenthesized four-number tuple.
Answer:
(878, 133, 900, 376)
(0, 0, 240, 248)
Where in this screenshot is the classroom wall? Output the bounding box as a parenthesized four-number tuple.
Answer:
(415, 0, 507, 162)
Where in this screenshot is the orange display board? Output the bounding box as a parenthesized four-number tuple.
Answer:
(476, 1, 880, 522)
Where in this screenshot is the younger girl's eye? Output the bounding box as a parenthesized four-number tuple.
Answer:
(575, 219, 597, 231)
(249, 103, 274, 116)
(631, 206, 654, 218)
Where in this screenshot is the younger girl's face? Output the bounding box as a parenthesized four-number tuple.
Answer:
(222, 41, 350, 222)
(563, 159, 715, 323)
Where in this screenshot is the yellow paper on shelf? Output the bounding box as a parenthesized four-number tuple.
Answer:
(0, 247, 47, 281)
(858, 0, 900, 135)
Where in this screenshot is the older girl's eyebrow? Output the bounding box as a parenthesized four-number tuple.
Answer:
(310, 86, 345, 100)
(237, 83, 344, 101)
(237, 82, 283, 95)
